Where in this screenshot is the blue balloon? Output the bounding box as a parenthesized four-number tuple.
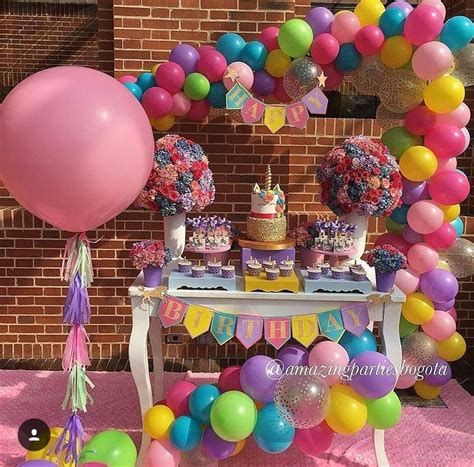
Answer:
(340, 329, 377, 359)
(440, 16, 474, 52)
(390, 203, 409, 225)
(239, 41, 268, 71)
(379, 8, 406, 38)
(335, 44, 361, 73)
(253, 403, 295, 454)
(451, 217, 464, 238)
(169, 416, 202, 451)
(136, 72, 156, 92)
(216, 32, 246, 64)
(189, 384, 220, 424)
(123, 82, 143, 100)
(207, 82, 227, 108)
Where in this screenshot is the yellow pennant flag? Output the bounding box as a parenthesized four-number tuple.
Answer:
(184, 304, 213, 338)
(291, 314, 319, 347)
(264, 106, 286, 133)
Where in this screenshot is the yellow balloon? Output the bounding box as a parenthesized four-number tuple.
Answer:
(144, 404, 175, 439)
(399, 146, 438, 182)
(424, 76, 465, 114)
(232, 438, 246, 456)
(414, 380, 441, 400)
(380, 36, 413, 69)
(150, 63, 160, 74)
(437, 332, 466, 361)
(150, 114, 175, 132)
(325, 385, 367, 435)
(436, 203, 461, 223)
(437, 260, 451, 272)
(402, 292, 435, 325)
(26, 427, 74, 466)
(354, 0, 385, 26)
(265, 49, 291, 78)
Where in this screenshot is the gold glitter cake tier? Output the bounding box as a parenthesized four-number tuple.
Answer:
(247, 216, 287, 242)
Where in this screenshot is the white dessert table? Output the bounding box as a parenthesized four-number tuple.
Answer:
(128, 266, 405, 466)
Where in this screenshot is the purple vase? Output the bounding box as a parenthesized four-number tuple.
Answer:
(143, 266, 163, 287)
(376, 270, 396, 292)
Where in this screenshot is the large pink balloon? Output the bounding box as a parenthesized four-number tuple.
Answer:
(395, 268, 420, 295)
(309, 341, 349, 386)
(0, 67, 153, 232)
(436, 103, 471, 128)
(404, 5, 444, 46)
(146, 439, 181, 467)
(407, 243, 439, 274)
(331, 11, 360, 44)
(294, 421, 334, 457)
(424, 124, 465, 159)
(421, 310, 456, 341)
(435, 157, 457, 174)
(407, 200, 444, 234)
(429, 171, 470, 205)
(223, 62, 254, 90)
(411, 42, 453, 81)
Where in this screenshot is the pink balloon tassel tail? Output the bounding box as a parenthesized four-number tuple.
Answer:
(62, 324, 91, 371)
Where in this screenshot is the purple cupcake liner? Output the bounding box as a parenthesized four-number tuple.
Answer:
(222, 270, 235, 279)
(178, 264, 192, 273)
(207, 265, 221, 274)
(308, 271, 322, 280)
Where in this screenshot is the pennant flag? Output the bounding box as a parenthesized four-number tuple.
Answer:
(264, 317, 290, 349)
(340, 303, 370, 337)
(264, 106, 286, 133)
(241, 97, 266, 123)
(226, 83, 252, 110)
(291, 314, 319, 347)
(158, 295, 187, 328)
(211, 312, 237, 345)
(317, 309, 345, 342)
(302, 87, 328, 115)
(236, 315, 263, 349)
(286, 101, 309, 129)
(184, 304, 213, 338)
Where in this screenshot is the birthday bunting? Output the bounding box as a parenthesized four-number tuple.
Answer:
(235, 315, 264, 349)
(317, 309, 345, 342)
(291, 314, 319, 347)
(184, 304, 214, 338)
(264, 317, 291, 349)
(340, 303, 370, 337)
(211, 312, 237, 345)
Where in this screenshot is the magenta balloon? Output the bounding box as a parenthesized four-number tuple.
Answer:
(202, 427, 236, 460)
(321, 63, 344, 90)
(402, 225, 423, 244)
(142, 87, 173, 118)
(170, 44, 200, 75)
(306, 7, 334, 36)
(375, 232, 410, 255)
(424, 124, 465, 159)
(118, 74, 137, 84)
(197, 49, 227, 83)
(0, 67, 153, 233)
(436, 103, 471, 128)
(277, 344, 309, 369)
(187, 99, 210, 121)
(428, 171, 470, 205)
(447, 307, 457, 320)
(259, 26, 280, 51)
(354, 26, 384, 56)
(404, 5, 444, 46)
(405, 106, 437, 136)
(419, 269, 459, 303)
(311, 33, 340, 65)
(401, 179, 428, 204)
(387, 1, 413, 17)
(424, 223, 457, 250)
(155, 62, 185, 94)
(294, 421, 334, 457)
(197, 45, 214, 56)
(240, 355, 278, 403)
(433, 298, 455, 311)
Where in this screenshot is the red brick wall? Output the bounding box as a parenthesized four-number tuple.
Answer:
(1, 0, 473, 361)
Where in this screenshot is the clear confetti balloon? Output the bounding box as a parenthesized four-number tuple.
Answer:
(402, 332, 438, 367)
(283, 58, 322, 100)
(440, 238, 474, 278)
(375, 105, 404, 130)
(274, 373, 330, 429)
(351, 56, 387, 96)
(452, 44, 474, 87)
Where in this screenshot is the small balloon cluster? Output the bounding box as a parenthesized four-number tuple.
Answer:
(142, 336, 400, 464)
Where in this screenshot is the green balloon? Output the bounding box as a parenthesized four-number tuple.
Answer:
(210, 390, 257, 442)
(366, 391, 402, 430)
(278, 19, 313, 58)
(385, 217, 405, 234)
(381, 126, 422, 159)
(184, 72, 210, 100)
(400, 314, 418, 338)
(79, 430, 137, 467)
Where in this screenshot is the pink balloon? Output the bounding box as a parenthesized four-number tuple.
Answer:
(0, 67, 153, 233)
(166, 381, 196, 417)
(197, 45, 214, 56)
(331, 11, 361, 44)
(142, 87, 173, 119)
(311, 33, 340, 65)
(309, 341, 349, 386)
(146, 439, 181, 467)
(435, 157, 457, 174)
(396, 373, 416, 389)
(354, 26, 384, 56)
(420, 0, 446, 19)
(259, 26, 280, 51)
(405, 106, 437, 136)
(411, 41, 453, 81)
(172, 91, 191, 116)
(429, 171, 470, 205)
(273, 77, 292, 103)
(155, 62, 185, 95)
(461, 127, 470, 152)
(404, 5, 444, 46)
(198, 49, 227, 83)
(218, 366, 242, 392)
(424, 222, 457, 250)
(294, 421, 334, 457)
(447, 307, 457, 321)
(223, 62, 254, 90)
(321, 63, 344, 90)
(407, 200, 444, 234)
(187, 99, 210, 122)
(395, 268, 420, 295)
(424, 124, 465, 159)
(375, 232, 411, 255)
(421, 310, 456, 341)
(436, 103, 471, 128)
(118, 74, 137, 84)
(407, 243, 440, 274)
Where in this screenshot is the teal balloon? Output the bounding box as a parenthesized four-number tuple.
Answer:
(451, 217, 464, 238)
(136, 72, 156, 92)
(340, 329, 377, 359)
(379, 9, 406, 38)
(440, 16, 474, 52)
(78, 430, 137, 467)
(189, 384, 220, 424)
(169, 416, 202, 451)
(239, 41, 268, 71)
(123, 82, 143, 100)
(253, 403, 295, 454)
(207, 82, 227, 108)
(335, 44, 361, 73)
(216, 32, 246, 63)
(390, 204, 409, 225)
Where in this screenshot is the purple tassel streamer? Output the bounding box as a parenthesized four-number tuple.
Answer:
(63, 274, 90, 325)
(51, 412, 84, 465)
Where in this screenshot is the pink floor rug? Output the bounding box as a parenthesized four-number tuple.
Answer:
(1, 370, 473, 466)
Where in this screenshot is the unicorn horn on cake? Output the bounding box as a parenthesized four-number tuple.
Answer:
(265, 164, 272, 192)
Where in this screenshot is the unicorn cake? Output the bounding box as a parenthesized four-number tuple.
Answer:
(247, 165, 286, 242)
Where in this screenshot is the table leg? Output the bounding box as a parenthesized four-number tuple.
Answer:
(149, 315, 164, 402)
(373, 430, 389, 467)
(129, 296, 153, 466)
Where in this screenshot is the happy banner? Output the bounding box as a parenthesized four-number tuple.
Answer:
(157, 295, 369, 349)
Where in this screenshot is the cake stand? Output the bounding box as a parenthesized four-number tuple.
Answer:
(301, 247, 357, 268)
(238, 237, 296, 268)
(184, 244, 231, 264)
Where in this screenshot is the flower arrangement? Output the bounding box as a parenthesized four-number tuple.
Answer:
(136, 134, 215, 217)
(366, 245, 407, 274)
(316, 136, 402, 217)
(130, 240, 172, 270)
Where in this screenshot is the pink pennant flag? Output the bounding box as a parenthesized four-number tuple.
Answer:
(158, 295, 187, 328)
(236, 315, 263, 349)
(286, 101, 309, 129)
(241, 97, 265, 124)
(264, 317, 290, 349)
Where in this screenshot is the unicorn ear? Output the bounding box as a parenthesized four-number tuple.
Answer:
(273, 184, 281, 193)
(253, 183, 261, 193)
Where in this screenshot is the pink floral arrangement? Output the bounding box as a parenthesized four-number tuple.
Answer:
(136, 134, 215, 217)
(366, 244, 407, 273)
(130, 240, 172, 269)
(316, 136, 402, 217)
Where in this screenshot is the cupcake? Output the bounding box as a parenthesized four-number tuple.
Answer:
(266, 267, 280, 281)
(247, 263, 262, 277)
(279, 265, 294, 277)
(331, 267, 345, 280)
(307, 266, 322, 280)
(191, 264, 206, 278)
(221, 265, 235, 279)
(280, 259, 294, 268)
(320, 262, 330, 275)
(262, 259, 276, 269)
(177, 258, 192, 274)
(352, 270, 367, 282)
(207, 260, 222, 275)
